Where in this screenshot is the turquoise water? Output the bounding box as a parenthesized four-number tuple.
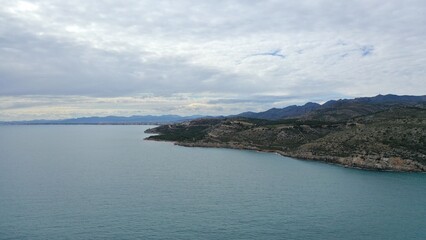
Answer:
(0, 125, 425, 239)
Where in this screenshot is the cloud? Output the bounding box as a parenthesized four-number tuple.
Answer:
(207, 95, 298, 105)
(360, 45, 374, 56)
(0, 0, 425, 120)
(243, 49, 286, 60)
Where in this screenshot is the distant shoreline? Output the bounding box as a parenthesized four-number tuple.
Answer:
(0, 123, 160, 125)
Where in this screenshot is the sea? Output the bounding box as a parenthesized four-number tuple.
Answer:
(0, 125, 425, 239)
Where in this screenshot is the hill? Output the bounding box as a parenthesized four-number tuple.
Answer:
(237, 94, 426, 121)
(146, 95, 426, 172)
(237, 102, 320, 120)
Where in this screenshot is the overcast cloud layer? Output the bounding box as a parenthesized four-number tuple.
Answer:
(1, 0, 425, 120)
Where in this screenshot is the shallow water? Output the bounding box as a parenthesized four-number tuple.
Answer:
(0, 125, 425, 239)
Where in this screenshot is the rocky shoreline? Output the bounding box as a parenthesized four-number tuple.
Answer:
(144, 105, 426, 173)
(146, 138, 426, 172)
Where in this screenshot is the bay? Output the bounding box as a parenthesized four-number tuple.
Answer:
(0, 125, 425, 239)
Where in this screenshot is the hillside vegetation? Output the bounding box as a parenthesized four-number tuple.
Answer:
(146, 95, 426, 172)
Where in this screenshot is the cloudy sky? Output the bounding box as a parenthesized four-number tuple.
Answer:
(1, 0, 425, 120)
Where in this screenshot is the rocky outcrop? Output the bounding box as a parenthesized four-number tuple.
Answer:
(173, 141, 426, 172)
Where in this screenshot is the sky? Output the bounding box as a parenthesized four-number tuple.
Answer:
(0, 0, 425, 120)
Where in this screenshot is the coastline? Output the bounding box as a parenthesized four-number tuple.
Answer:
(145, 138, 426, 172)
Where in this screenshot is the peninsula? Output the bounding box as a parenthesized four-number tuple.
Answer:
(146, 94, 426, 172)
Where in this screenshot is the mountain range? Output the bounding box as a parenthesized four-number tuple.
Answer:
(1, 115, 204, 125)
(4, 94, 425, 125)
(237, 94, 426, 120)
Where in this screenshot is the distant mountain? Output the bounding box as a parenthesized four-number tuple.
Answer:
(236, 94, 426, 121)
(237, 102, 320, 120)
(323, 94, 426, 107)
(1, 115, 205, 125)
(305, 94, 426, 122)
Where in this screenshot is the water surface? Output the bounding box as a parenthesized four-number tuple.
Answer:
(0, 125, 425, 239)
